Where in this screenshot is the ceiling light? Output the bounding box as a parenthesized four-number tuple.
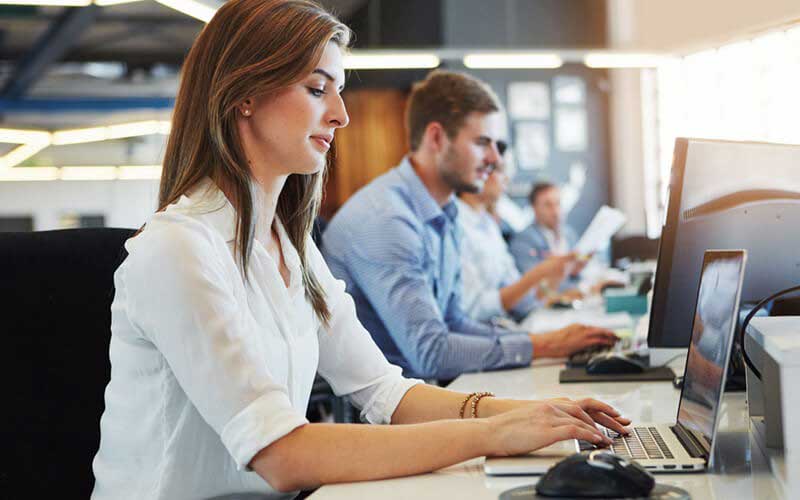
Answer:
(93, 0, 143, 5)
(118, 165, 163, 180)
(0, 167, 60, 182)
(153, 0, 221, 22)
(0, 0, 90, 5)
(583, 53, 665, 68)
(0, 143, 50, 170)
(60, 166, 118, 181)
(52, 120, 171, 145)
(463, 53, 563, 69)
(0, 128, 51, 145)
(344, 53, 440, 70)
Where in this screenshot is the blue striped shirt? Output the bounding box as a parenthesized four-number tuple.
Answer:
(322, 157, 533, 380)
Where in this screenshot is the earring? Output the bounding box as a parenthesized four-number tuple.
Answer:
(242, 108, 251, 116)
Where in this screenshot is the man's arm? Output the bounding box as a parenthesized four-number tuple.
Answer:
(342, 215, 532, 379)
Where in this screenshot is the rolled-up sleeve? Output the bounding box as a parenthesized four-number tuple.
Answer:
(124, 218, 308, 469)
(308, 243, 423, 424)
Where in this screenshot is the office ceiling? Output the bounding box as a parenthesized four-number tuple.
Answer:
(0, 0, 367, 99)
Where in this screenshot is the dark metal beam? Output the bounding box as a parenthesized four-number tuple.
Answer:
(1, 5, 100, 99)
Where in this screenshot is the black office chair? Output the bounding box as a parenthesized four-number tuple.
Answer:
(0, 228, 136, 498)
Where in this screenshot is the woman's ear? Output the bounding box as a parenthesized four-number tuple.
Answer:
(238, 98, 254, 117)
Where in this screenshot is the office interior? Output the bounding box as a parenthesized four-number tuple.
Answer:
(2, 0, 799, 498)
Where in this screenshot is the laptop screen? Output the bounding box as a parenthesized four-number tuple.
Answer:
(676, 250, 746, 453)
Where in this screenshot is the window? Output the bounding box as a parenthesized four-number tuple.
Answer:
(643, 25, 800, 236)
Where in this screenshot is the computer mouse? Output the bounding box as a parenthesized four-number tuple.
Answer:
(535, 450, 655, 498)
(585, 352, 647, 374)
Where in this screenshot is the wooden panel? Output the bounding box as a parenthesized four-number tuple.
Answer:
(324, 89, 408, 216)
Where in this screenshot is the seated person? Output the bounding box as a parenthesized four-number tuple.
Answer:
(457, 158, 574, 323)
(510, 182, 578, 271)
(323, 70, 617, 381)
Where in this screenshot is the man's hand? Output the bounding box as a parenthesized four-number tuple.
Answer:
(529, 324, 618, 358)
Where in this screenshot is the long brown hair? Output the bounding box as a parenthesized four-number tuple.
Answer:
(159, 0, 350, 325)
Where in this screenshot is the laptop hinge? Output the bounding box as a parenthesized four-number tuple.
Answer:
(670, 425, 707, 459)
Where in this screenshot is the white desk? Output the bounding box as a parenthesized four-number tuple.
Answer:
(310, 361, 784, 499)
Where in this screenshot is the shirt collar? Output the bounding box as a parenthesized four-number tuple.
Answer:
(396, 156, 458, 224)
(183, 177, 275, 245)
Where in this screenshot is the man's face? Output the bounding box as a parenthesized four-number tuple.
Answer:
(480, 161, 509, 205)
(437, 111, 505, 194)
(534, 187, 561, 230)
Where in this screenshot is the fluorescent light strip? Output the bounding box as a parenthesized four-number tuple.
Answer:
(0, 0, 90, 5)
(0, 167, 59, 182)
(118, 165, 162, 180)
(584, 53, 665, 68)
(0, 142, 50, 170)
(60, 166, 119, 181)
(51, 120, 171, 146)
(93, 0, 143, 5)
(463, 53, 563, 69)
(0, 128, 51, 145)
(154, 0, 219, 22)
(344, 53, 440, 70)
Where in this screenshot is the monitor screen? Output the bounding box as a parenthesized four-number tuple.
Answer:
(676, 250, 745, 451)
(649, 139, 800, 348)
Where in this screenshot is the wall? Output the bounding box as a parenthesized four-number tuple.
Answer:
(0, 179, 159, 231)
(611, 0, 800, 53)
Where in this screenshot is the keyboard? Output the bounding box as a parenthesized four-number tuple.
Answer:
(579, 427, 675, 460)
(606, 427, 674, 460)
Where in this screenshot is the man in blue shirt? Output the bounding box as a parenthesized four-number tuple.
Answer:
(509, 182, 579, 275)
(323, 71, 616, 380)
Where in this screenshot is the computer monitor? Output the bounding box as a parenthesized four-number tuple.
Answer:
(648, 139, 800, 361)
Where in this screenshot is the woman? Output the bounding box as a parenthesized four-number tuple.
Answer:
(92, 1, 629, 498)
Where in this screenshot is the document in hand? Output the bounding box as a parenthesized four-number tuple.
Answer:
(574, 206, 627, 256)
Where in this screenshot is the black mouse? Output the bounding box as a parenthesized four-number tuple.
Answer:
(536, 450, 655, 498)
(586, 352, 647, 374)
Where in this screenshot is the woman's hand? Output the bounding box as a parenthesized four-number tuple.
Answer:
(486, 400, 615, 457)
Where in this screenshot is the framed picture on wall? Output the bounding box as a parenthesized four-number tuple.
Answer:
(553, 76, 586, 105)
(555, 108, 588, 152)
(514, 121, 550, 170)
(507, 82, 550, 120)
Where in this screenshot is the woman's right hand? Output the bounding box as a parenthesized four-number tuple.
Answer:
(485, 400, 614, 457)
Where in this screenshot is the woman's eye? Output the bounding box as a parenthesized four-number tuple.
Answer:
(308, 87, 325, 97)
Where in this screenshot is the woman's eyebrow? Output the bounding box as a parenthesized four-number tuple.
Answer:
(312, 68, 345, 91)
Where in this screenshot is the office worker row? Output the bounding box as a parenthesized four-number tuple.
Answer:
(3, 3, 631, 499)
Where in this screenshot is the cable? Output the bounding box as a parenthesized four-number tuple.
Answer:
(738, 284, 800, 380)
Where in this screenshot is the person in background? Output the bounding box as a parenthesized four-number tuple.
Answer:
(457, 156, 575, 323)
(510, 182, 578, 272)
(90, 3, 629, 499)
(323, 70, 617, 382)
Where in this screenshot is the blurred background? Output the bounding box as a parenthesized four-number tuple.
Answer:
(0, 0, 798, 243)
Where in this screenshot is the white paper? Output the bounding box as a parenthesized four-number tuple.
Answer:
(575, 205, 627, 255)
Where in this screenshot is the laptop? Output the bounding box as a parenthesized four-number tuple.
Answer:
(485, 249, 747, 475)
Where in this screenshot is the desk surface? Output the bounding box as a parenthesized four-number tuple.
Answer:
(310, 361, 783, 499)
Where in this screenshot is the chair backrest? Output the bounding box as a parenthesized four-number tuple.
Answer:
(0, 228, 136, 497)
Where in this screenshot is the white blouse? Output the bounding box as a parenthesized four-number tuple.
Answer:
(92, 179, 422, 500)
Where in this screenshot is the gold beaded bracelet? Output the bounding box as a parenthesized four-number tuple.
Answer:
(458, 392, 495, 418)
(470, 392, 495, 418)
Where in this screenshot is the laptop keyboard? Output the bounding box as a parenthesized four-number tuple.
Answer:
(605, 427, 674, 460)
